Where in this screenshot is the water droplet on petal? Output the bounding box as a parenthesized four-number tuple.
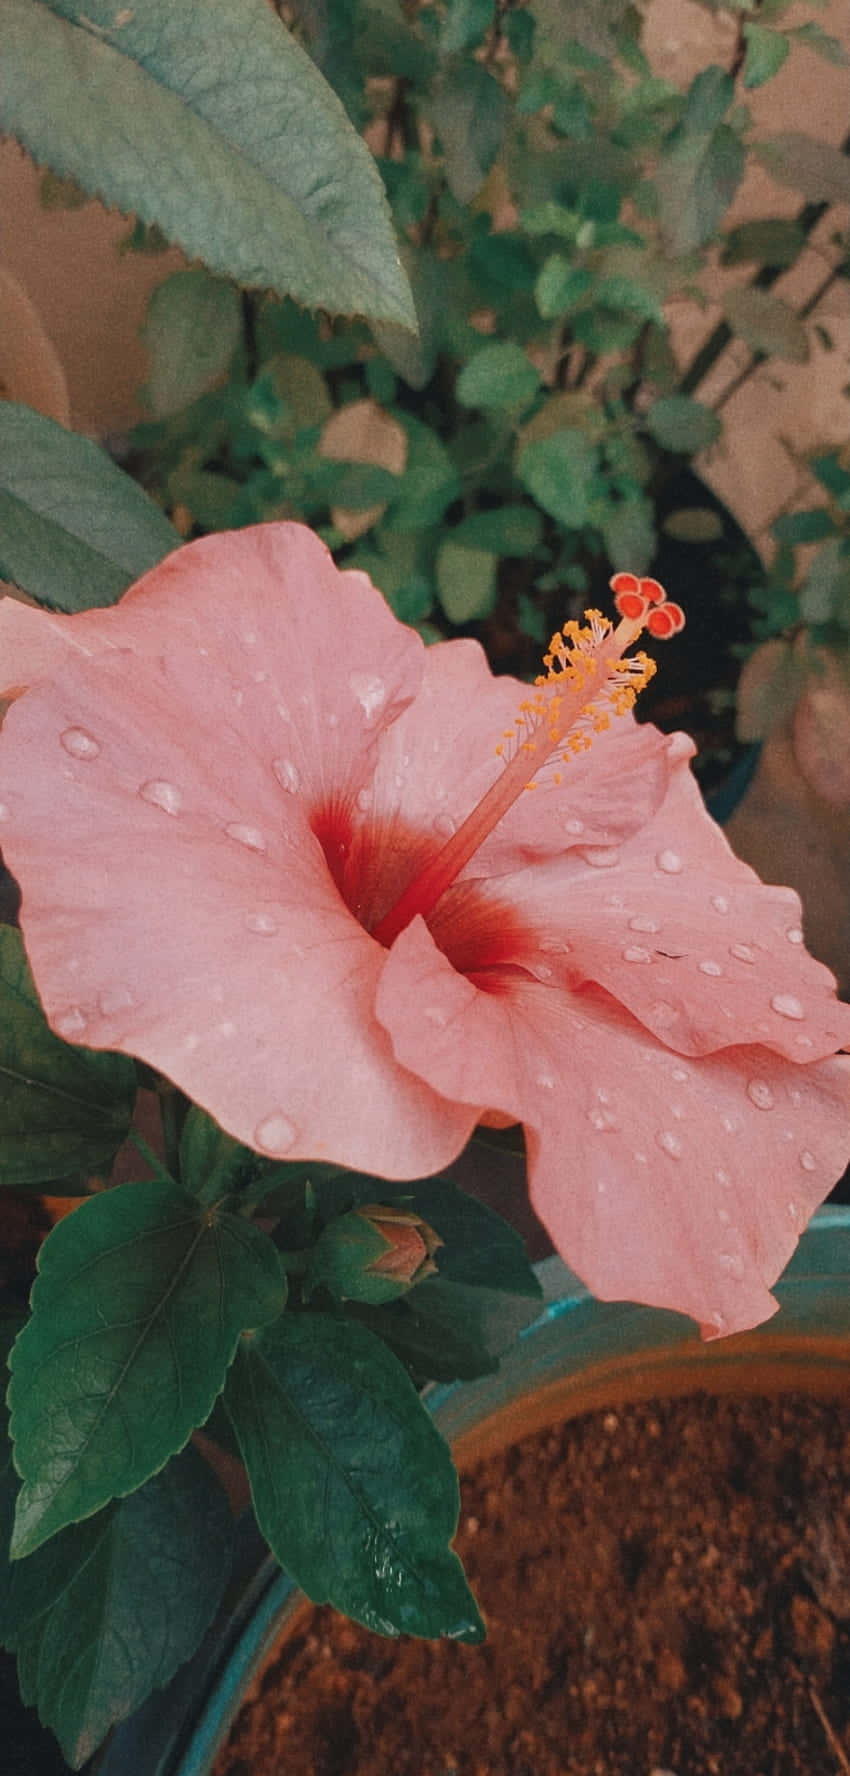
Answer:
(707, 1311, 728, 1334)
(225, 822, 267, 853)
(786, 926, 804, 945)
(729, 943, 755, 964)
(582, 846, 620, 869)
(183, 1033, 200, 1051)
(0, 802, 9, 823)
(273, 758, 301, 794)
(656, 849, 683, 874)
(711, 895, 730, 914)
(671, 1067, 689, 1083)
(424, 1005, 448, 1028)
(243, 630, 257, 647)
(433, 813, 456, 837)
(253, 1112, 297, 1155)
(657, 1129, 683, 1159)
(717, 1251, 744, 1279)
(216, 1020, 237, 1038)
(771, 993, 804, 1021)
(787, 1199, 799, 1223)
(699, 960, 723, 977)
(97, 986, 134, 1015)
(327, 712, 340, 730)
(588, 1107, 617, 1131)
(55, 1007, 87, 1038)
(539, 938, 570, 954)
(628, 916, 659, 934)
(535, 962, 553, 980)
(139, 779, 183, 817)
(277, 702, 291, 723)
(536, 1073, 556, 1091)
(356, 787, 372, 813)
(61, 726, 100, 760)
(747, 1079, 774, 1111)
(564, 817, 584, 835)
(794, 1034, 814, 1049)
(623, 946, 652, 964)
(253, 669, 269, 684)
(717, 1206, 731, 1226)
(721, 1117, 737, 1135)
(715, 1168, 731, 1187)
(650, 1000, 677, 1027)
(245, 911, 278, 936)
(800, 1150, 817, 1172)
(349, 672, 387, 721)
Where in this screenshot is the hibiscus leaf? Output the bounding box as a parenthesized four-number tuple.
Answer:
(8, 1178, 287, 1556)
(428, 62, 508, 203)
(1, 0, 414, 328)
(141, 270, 242, 419)
(351, 1275, 543, 1383)
(516, 428, 599, 527)
(0, 403, 178, 611)
(1, 1443, 232, 1770)
(723, 287, 810, 363)
(226, 1314, 485, 1641)
(0, 926, 136, 1189)
(644, 396, 722, 454)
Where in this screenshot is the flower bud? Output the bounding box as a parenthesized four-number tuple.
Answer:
(306, 1204, 442, 1305)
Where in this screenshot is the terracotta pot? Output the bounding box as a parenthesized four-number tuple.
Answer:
(97, 1205, 850, 1776)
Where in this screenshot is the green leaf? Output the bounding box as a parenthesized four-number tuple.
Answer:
(142, 270, 242, 418)
(359, 1273, 542, 1382)
(723, 286, 810, 363)
(657, 123, 745, 253)
(312, 1172, 541, 1298)
(681, 65, 734, 135)
(743, 24, 790, 88)
(645, 396, 722, 454)
(800, 538, 850, 626)
(772, 509, 837, 546)
(456, 343, 540, 411)
(757, 133, 850, 206)
(384, 418, 461, 531)
(8, 1178, 286, 1556)
(226, 1314, 484, 1640)
(721, 219, 806, 268)
(439, 0, 495, 54)
(1, 1443, 232, 1769)
(436, 542, 498, 623)
(429, 62, 508, 202)
(517, 428, 599, 527)
(449, 506, 543, 555)
(535, 256, 593, 319)
(662, 507, 725, 543)
(0, 0, 414, 328)
(0, 403, 178, 610)
(600, 497, 656, 574)
(0, 926, 136, 1189)
(791, 22, 848, 66)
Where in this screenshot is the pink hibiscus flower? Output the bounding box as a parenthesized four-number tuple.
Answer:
(1, 523, 848, 1337)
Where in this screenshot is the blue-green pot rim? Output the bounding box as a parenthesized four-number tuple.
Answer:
(98, 1203, 850, 1776)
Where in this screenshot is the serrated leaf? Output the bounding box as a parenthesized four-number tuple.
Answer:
(517, 428, 599, 527)
(142, 270, 242, 418)
(757, 133, 850, 206)
(1, 1442, 232, 1769)
(0, 403, 178, 610)
(449, 506, 543, 555)
(226, 1314, 484, 1640)
(436, 542, 497, 623)
(0, 926, 136, 1188)
(456, 343, 540, 411)
(645, 396, 722, 454)
(429, 62, 508, 202)
(2, 0, 414, 328)
(743, 24, 790, 88)
(8, 1178, 286, 1555)
(723, 286, 810, 363)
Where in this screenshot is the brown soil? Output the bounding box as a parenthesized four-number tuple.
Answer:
(214, 1391, 850, 1776)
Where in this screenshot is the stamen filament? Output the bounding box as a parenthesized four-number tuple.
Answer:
(372, 611, 645, 949)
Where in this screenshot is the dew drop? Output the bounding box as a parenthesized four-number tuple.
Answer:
(711, 895, 730, 914)
(729, 943, 755, 964)
(623, 946, 651, 964)
(539, 938, 570, 954)
(800, 1150, 817, 1172)
(243, 630, 258, 647)
(794, 1034, 814, 1049)
(253, 668, 269, 684)
(245, 911, 278, 936)
(534, 962, 553, 980)
(273, 758, 301, 794)
(139, 778, 183, 817)
(716, 1206, 731, 1226)
(97, 986, 134, 1016)
(183, 1032, 200, 1052)
(60, 726, 100, 760)
(327, 712, 340, 730)
(656, 849, 683, 874)
(785, 926, 804, 945)
(424, 1006, 448, 1028)
(657, 1129, 684, 1159)
(536, 1073, 556, 1092)
(628, 916, 659, 934)
(717, 1251, 744, 1279)
(0, 802, 9, 822)
(671, 1067, 689, 1083)
(216, 1020, 237, 1038)
(650, 1000, 677, 1027)
(699, 960, 723, 977)
(707, 1311, 728, 1335)
(433, 812, 456, 837)
(233, 689, 244, 709)
(253, 1112, 297, 1155)
(349, 672, 387, 721)
(277, 702, 291, 723)
(588, 1107, 617, 1131)
(770, 992, 804, 1021)
(225, 822, 267, 853)
(715, 1167, 731, 1188)
(55, 1007, 87, 1038)
(564, 817, 584, 835)
(787, 1199, 799, 1223)
(582, 846, 620, 869)
(747, 1079, 775, 1111)
(721, 1117, 737, 1135)
(356, 787, 372, 813)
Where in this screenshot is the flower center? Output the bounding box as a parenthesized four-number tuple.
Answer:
(370, 575, 683, 950)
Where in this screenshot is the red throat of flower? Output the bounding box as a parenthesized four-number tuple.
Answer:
(371, 574, 685, 949)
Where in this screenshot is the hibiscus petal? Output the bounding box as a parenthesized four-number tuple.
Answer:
(376, 917, 850, 1335)
(509, 740, 850, 1062)
(0, 530, 476, 1176)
